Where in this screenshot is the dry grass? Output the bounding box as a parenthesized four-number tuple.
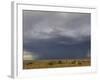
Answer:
(23, 58, 90, 69)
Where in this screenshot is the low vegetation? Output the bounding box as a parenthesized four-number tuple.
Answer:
(23, 58, 90, 69)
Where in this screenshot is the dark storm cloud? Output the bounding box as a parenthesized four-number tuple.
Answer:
(23, 38, 90, 59)
(23, 10, 91, 60)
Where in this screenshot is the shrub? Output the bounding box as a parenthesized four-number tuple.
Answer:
(48, 62, 53, 65)
(71, 61, 76, 64)
(58, 61, 62, 64)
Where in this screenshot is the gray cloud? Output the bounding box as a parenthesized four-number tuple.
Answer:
(23, 10, 90, 44)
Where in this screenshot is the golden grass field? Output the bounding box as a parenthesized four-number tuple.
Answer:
(23, 58, 90, 69)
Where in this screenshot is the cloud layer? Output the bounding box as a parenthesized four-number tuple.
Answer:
(23, 10, 90, 43)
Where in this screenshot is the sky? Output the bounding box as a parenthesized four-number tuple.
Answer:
(23, 10, 91, 60)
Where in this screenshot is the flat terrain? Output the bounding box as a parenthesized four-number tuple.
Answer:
(23, 58, 90, 69)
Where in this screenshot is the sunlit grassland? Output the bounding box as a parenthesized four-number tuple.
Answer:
(23, 58, 90, 69)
